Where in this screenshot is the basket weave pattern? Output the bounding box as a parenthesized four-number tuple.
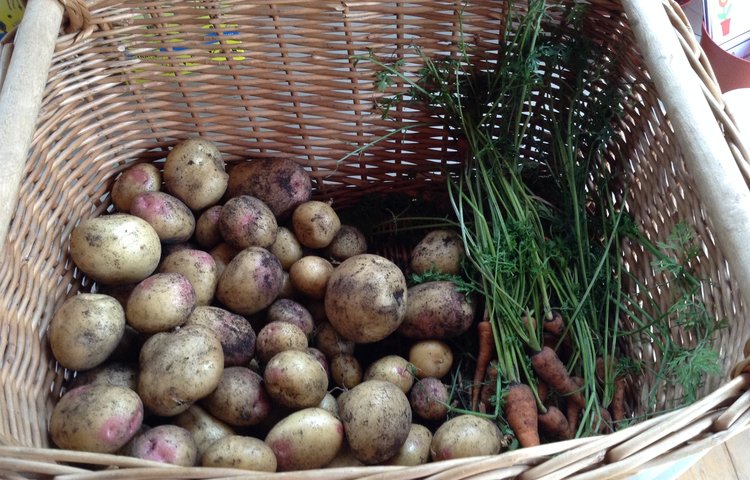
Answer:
(2, 0, 750, 478)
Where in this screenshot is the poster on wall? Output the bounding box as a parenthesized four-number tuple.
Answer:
(704, 0, 750, 59)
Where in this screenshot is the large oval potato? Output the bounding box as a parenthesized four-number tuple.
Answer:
(324, 254, 407, 343)
(202, 366, 272, 427)
(265, 407, 343, 471)
(202, 435, 277, 472)
(386, 423, 433, 466)
(263, 350, 328, 410)
(398, 281, 476, 339)
(338, 380, 412, 465)
(129, 424, 198, 466)
(430, 414, 504, 461)
(164, 138, 228, 211)
(219, 195, 278, 250)
(126, 272, 196, 333)
(130, 191, 196, 244)
(69, 213, 161, 285)
(185, 306, 256, 367)
(215, 246, 284, 316)
(410, 229, 464, 275)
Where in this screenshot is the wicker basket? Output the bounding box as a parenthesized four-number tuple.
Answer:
(2, 0, 750, 478)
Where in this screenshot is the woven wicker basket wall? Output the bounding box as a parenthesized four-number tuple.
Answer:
(2, 0, 750, 478)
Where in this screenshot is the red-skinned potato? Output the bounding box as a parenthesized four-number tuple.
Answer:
(130, 191, 196, 244)
(215, 246, 284, 316)
(111, 163, 162, 213)
(159, 249, 218, 307)
(126, 273, 196, 334)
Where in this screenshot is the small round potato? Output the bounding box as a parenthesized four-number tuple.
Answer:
(194, 205, 224, 250)
(130, 424, 198, 466)
(338, 380, 412, 465)
(126, 273, 196, 333)
(324, 225, 368, 262)
(265, 407, 344, 471)
(324, 254, 407, 343)
(398, 281, 476, 339)
(289, 255, 334, 300)
(185, 306, 256, 367)
(164, 138, 229, 211)
(430, 414, 503, 461)
(255, 321, 308, 364)
(202, 435, 277, 472)
(174, 405, 235, 456)
(202, 367, 272, 427)
(330, 353, 363, 389)
(130, 191, 196, 244)
(219, 195, 278, 250)
(159, 249, 219, 306)
(215, 246, 284, 316)
(111, 163, 162, 213)
(410, 229, 464, 276)
(409, 340, 454, 379)
(409, 377, 450, 421)
(70, 213, 161, 285)
(49, 293, 126, 371)
(138, 325, 224, 416)
(363, 355, 415, 394)
(266, 298, 315, 336)
(313, 321, 355, 359)
(270, 226, 304, 270)
(386, 423, 433, 466)
(292, 200, 341, 249)
(263, 350, 329, 410)
(50, 384, 143, 453)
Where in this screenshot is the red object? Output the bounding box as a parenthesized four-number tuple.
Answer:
(701, 23, 750, 93)
(721, 18, 732, 36)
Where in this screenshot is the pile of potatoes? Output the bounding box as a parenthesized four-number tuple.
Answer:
(48, 138, 505, 472)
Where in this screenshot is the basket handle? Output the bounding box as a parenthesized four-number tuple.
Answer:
(0, 0, 67, 254)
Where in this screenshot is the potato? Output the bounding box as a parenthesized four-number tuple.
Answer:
(265, 407, 343, 471)
(324, 225, 368, 262)
(159, 249, 218, 306)
(292, 200, 341, 249)
(317, 392, 338, 417)
(111, 163, 162, 213)
(215, 246, 284, 316)
(398, 281, 476, 339)
(255, 321, 308, 364)
(130, 424, 198, 466)
(324, 254, 407, 343)
(164, 138, 228, 210)
(174, 405, 235, 456)
(263, 350, 328, 409)
(70, 213, 161, 285)
(227, 158, 312, 220)
(410, 229, 464, 276)
(70, 362, 138, 391)
(307, 347, 330, 377)
(130, 191, 196, 244)
(270, 226, 304, 270)
(409, 377, 450, 421)
(194, 205, 223, 250)
(49, 293, 126, 371)
(126, 273, 196, 333)
(138, 325, 224, 416)
(430, 414, 503, 461)
(409, 340, 454, 379)
(386, 424, 433, 466)
(289, 255, 334, 300)
(201, 366, 272, 428)
(50, 384, 143, 453)
(202, 435, 277, 472)
(219, 195, 278, 250)
(338, 380, 412, 464)
(266, 298, 315, 336)
(329, 353, 362, 389)
(363, 355, 415, 394)
(277, 271, 297, 299)
(313, 321, 355, 359)
(209, 242, 240, 278)
(185, 306, 256, 367)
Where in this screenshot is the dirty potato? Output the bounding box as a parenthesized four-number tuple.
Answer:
(215, 246, 284, 316)
(164, 138, 228, 211)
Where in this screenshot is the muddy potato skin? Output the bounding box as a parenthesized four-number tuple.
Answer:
(111, 163, 162, 213)
(292, 200, 341, 249)
(265, 407, 344, 471)
(219, 195, 278, 250)
(410, 377, 450, 421)
(263, 350, 328, 409)
(130, 191, 196, 244)
(363, 355, 415, 394)
(130, 424, 198, 466)
(227, 158, 312, 220)
(138, 325, 224, 416)
(202, 435, 277, 472)
(430, 414, 503, 461)
(270, 226, 304, 270)
(50, 384, 143, 453)
(216, 246, 284, 316)
(410, 229, 464, 276)
(255, 321, 308, 364)
(70, 213, 161, 285)
(289, 255, 334, 300)
(202, 366, 272, 427)
(267, 298, 315, 336)
(386, 424, 433, 466)
(330, 353, 362, 389)
(49, 293, 126, 371)
(164, 138, 228, 211)
(70, 361, 138, 391)
(398, 281, 475, 339)
(324, 225, 368, 262)
(313, 321, 355, 358)
(194, 205, 223, 250)
(126, 273, 196, 333)
(339, 380, 412, 465)
(174, 405, 235, 456)
(185, 306, 256, 367)
(324, 254, 407, 343)
(159, 249, 218, 306)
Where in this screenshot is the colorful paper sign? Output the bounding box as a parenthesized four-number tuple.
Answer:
(704, 0, 750, 58)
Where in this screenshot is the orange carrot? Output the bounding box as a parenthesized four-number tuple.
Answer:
(537, 380, 550, 406)
(543, 311, 564, 337)
(471, 318, 494, 411)
(531, 346, 584, 406)
(478, 361, 498, 414)
(611, 377, 627, 424)
(538, 405, 571, 440)
(504, 382, 540, 447)
(566, 377, 584, 438)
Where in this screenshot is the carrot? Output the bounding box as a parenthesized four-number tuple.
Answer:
(504, 382, 540, 447)
(538, 405, 570, 440)
(537, 380, 549, 406)
(543, 311, 564, 337)
(565, 377, 584, 438)
(594, 406, 613, 434)
(611, 377, 627, 424)
(531, 346, 584, 406)
(471, 317, 495, 411)
(478, 361, 498, 414)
